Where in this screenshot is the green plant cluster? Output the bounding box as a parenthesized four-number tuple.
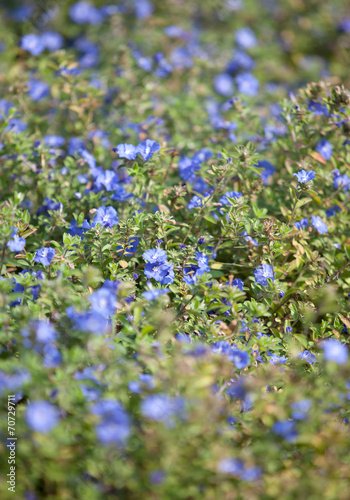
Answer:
(0, 1, 349, 499)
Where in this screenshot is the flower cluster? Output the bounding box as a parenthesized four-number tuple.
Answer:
(143, 249, 174, 285)
(0, 1, 349, 499)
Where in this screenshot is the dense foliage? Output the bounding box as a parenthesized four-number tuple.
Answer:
(0, 1, 350, 499)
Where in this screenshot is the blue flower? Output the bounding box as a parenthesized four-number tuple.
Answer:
(99, 5, 122, 16)
(5, 119, 27, 134)
(164, 26, 188, 38)
(34, 320, 57, 343)
(326, 206, 341, 218)
(31, 285, 41, 301)
(111, 184, 133, 202)
(43, 135, 65, 147)
(322, 339, 348, 365)
(11, 5, 34, 22)
(212, 342, 250, 369)
(219, 190, 242, 205)
(113, 143, 138, 160)
(80, 385, 101, 401)
(89, 287, 117, 319)
(295, 218, 309, 230)
(235, 27, 257, 49)
(240, 466, 262, 482)
(219, 456, 262, 481)
(256, 160, 275, 185)
(213, 73, 234, 96)
(0, 99, 14, 120)
(77, 39, 100, 69)
(0, 369, 30, 395)
(153, 54, 173, 78)
(231, 278, 244, 291)
(66, 307, 109, 335)
(88, 129, 109, 141)
(137, 139, 160, 161)
(339, 18, 350, 33)
(195, 252, 210, 273)
(149, 470, 166, 485)
(235, 73, 259, 96)
(311, 215, 328, 234)
(58, 67, 82, 77)
(69, 1, 104, 24)
(316, 139, 332, 160)
(34, 247, 55, 266)
(177, 333, 195, 348)
(92, 206, 119, 228)
(143, 248, 168, 263)
(90, 399, 131, 445)
(26, 401, 60, 433)
(254, 264, 274, 286)
(226, 50, 255, 74)
(228, 349, 250, 369)
(41, 31, 64, 52)
(218, 458, 244, 476)
(20, 34, 45, 56)
(27, 79, 50, 101)
(132, 50, 153, 71)
(241, 231, 258, 246)
(211, 341, 232, 356)
(308, 100, 329, 116)
(139, 374, 154, 388)
(141, 394, 185, 425)
(95, 414, 131, 445)
(9, 271, 42, 306)
(269, 355, 288, 365)
(290, 399, 312, 420)
(68, 137, 85, 155)
(143, 288, 170, 301)
(187, 195, 203, 210)
(144, 262, 174, 285)
(226, 377, 250, 402)
(178, 157, 201, 183)
(170, 47, 193, 69)
(7, 235, 25, 252)
(272, 420, 297, 442)
(129, 374, 154, 393)
(129, 380, 142, 393)
(183, 265, 200, 285)
(37, 198, 63, 215)
(43, 344, 62, 369)
(134, 0, 154, 19)
(94, 169, 118, 191)
(192, 148, 213, 163)
(116, 237, 139, 256)
(333, 170, 350, 191)
(293, 170, 316, 183)
(79, 148, 96, 168)
(298, 350, 317, 364)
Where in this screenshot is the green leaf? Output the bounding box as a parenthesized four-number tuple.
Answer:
(141, 325, 155, 336)
(133, 305, 142, 325)
(295, 198, 311, 209)
(23, 210, 30, 224)
(293, 334, 308, 349)
(204, 214, 218, 224)
(345, 245, 350, 260)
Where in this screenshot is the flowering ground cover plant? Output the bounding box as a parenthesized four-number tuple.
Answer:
(0, 1, 350, 499)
